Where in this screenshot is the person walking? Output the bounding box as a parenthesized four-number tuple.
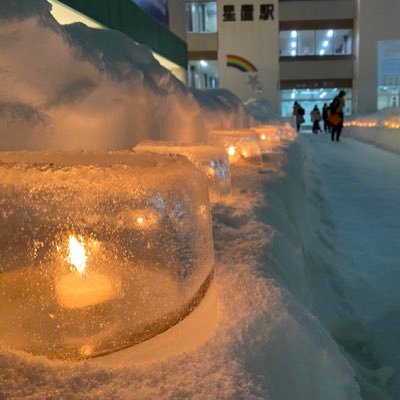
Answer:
(310, 105, 322, 134)
(293, 101, 305, 132)
(322, 103, 330, 133)
(329, 91, 346, 142)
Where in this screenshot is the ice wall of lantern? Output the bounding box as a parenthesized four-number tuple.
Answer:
(208, 129, 262, 164)
(252, 125, 283, 154)
(0, 151, 214, 360)
(134, 142, 232, 201)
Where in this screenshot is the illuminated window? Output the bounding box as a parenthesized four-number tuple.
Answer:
(188, 61, 219, 89)
(280, 29, 352, 57)
(377, 40, 400, 109)
(186, 1, 217, 32)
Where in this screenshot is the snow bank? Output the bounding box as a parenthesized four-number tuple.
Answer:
(244, 97, 281, 124)
(345, 107, 400, 154)
(0, 0, 253, 151)
(346, 126, 400, 155)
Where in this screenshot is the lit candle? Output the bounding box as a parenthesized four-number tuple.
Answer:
(227, 145, 236, 157)
(55, 235, 119, 309)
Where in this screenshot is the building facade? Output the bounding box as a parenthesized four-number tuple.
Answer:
(187, 0, 400, 117)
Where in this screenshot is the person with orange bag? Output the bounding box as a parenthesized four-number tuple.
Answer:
(328, 90, 346, 142)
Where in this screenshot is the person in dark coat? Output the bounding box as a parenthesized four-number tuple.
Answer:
(293, 101, 305, 132)
(322, 103, 330, 133)
(330, 91, 346, 142)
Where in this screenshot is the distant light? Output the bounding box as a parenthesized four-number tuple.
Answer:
(327, 29, 333, 37)
(291, 92, 295, 99)
(319, 49, 325, 56)
(200, 60, 208, 67)
(291, 50, 296, 56)
(291, 41, 296, 48)
(291, 30, 297, 38)
(323, 40, 329, 47)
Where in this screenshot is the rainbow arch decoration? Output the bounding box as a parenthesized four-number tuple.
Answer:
(226, 54, 257, 73)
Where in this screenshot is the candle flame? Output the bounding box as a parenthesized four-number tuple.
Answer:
(260, 133, 266, 141)
(68, 235, 86, 275)
(227, 145, 236, 156)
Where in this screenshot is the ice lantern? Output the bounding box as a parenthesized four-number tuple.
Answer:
(252, 125, 282, 153)
(208, 129, 262, 164)
(0, 152, 214, 360)
(134, 141, 231, 201)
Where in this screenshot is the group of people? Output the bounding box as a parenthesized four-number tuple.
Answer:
(293, 90, 346, 142)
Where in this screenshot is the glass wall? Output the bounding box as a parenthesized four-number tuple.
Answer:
(188, 60, 219, 89)
(281, 88, 352, 121)
(377, 40, 400, 110)
(186, 1, 217, 33)
(280, 29, 352, 57)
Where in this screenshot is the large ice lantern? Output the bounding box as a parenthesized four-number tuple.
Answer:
(208, 129, 262, 164)
(0, 152, 214, 359)
(134, 141, 231, 200)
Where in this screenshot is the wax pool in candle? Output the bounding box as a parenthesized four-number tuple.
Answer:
(55, 272, 117, 309)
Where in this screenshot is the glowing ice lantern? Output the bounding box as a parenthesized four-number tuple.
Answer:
(133, 141, 231, 201)
(0, 152, 214, 359)
(208, 129, 262, 164)
(252, 125, 283, 153)
(279, 123, 297, 140)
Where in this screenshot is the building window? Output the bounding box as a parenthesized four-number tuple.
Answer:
(280, 29, 352, 57)
(377, 40, 400, 110)
(280, 88, 352, 119)
(186, 1, 217, 33)
(188, 60, 219, 89)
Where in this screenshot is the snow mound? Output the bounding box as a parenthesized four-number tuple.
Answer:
(244, 97, 281, 124)
(0, 0, 254, 151)
(345, 107, 400, 154)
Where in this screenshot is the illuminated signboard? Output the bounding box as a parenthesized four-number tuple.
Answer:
(132, 0, 169, 27)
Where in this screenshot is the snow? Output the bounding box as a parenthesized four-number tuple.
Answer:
(302, 133, 400, 399)
(345, 108, 400, 154)
(0, 0, 254, 152)
(1, 1, 400, 399)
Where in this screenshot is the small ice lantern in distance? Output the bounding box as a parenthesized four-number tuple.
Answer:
(208, 129, 262, 164)
(0, 151, 214, 360)
(252, 125, 282, 153)
(278, 123, 297, 141)
(134, 141, 232, 201)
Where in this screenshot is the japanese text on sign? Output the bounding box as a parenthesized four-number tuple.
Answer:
(223, 4, 274, 22)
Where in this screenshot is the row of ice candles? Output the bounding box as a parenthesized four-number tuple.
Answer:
(344, 121, 400, 129)
(49, 125, 293, 310)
